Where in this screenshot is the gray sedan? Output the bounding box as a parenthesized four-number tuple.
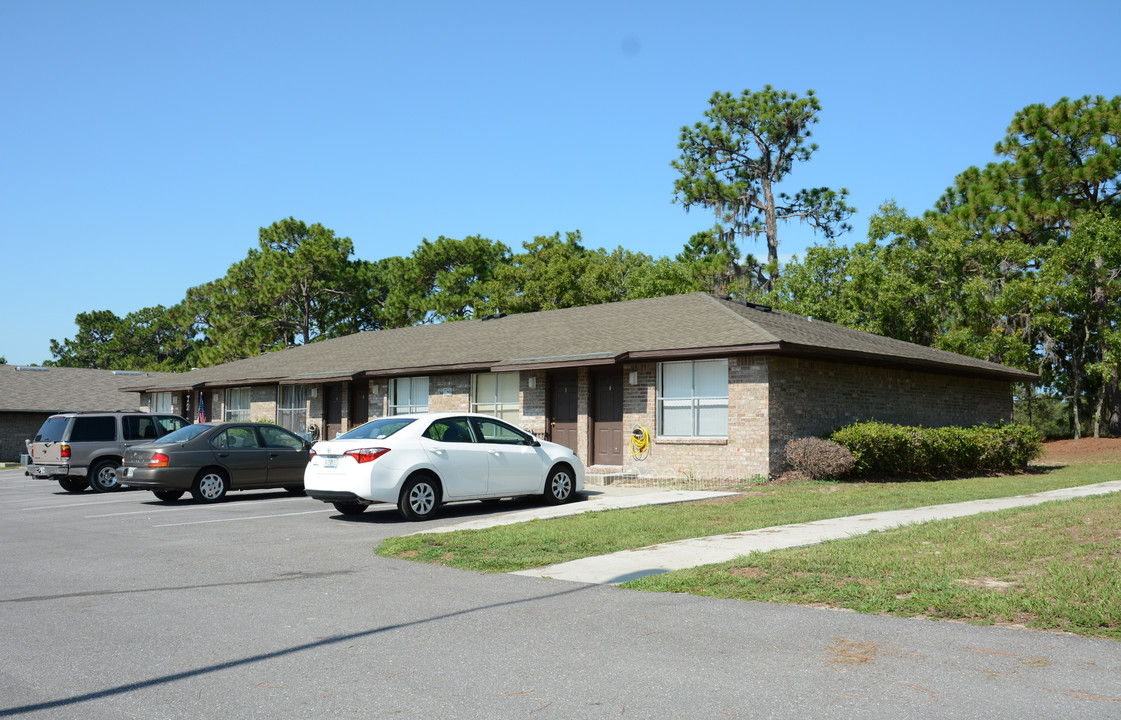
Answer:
(118, 422, 311, 502)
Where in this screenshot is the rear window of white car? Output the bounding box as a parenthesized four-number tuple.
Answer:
(339, 418, 415, 440)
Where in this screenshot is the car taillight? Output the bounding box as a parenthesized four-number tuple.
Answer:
(344, 448, 390, 464)
(148, 453, 169, 468)
(60, 444, 71, 459)
(309, 448, 317, 461)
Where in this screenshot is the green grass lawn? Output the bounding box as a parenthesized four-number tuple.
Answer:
(624, 491, 1121, 639)
(377, 463, 1115, 572)
(376, 459, 1121, 637)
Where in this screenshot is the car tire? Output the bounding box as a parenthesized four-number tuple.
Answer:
(88, 460, 122, 493)
(191, 469, 228, 503)
(398, 475, 440, 521)
(58, 477, 89, 493)
(153, 489, 185, 502)
(332, 502, 367, 516)
(543, 465, 575, 505)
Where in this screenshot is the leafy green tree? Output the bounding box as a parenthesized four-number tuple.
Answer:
(1035, 214, 1121, 437)
(480, 232, 651, 314)
(180, 218, 378, 366)
(621, 255, 709, 299)
(1013, 390, 1071, 439)
(932, 95, 1121, 434)
(770, 203, 965, 349)
(670, 228, 767, 297)
(672, 86, 854, 289)
(383, 235, 510, 326)
(48, 305, 198, 371)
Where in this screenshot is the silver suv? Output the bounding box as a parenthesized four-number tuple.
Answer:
(26, 412, 189, 493)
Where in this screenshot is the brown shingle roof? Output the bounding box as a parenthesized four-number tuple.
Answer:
(122, 293, 1037, 391)
(0, 365, 176, 412)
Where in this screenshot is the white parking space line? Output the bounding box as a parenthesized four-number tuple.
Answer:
(22, 496, 152, 511)
(153, 509, 335, 527)
(85, 496, 312, 518)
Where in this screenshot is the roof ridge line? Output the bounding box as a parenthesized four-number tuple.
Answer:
(700, 293, 782, 344)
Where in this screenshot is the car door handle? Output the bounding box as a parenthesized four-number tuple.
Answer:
(218, 452, 230, 458)
(431, 449, 445, 455)
(488, 449, 502, 456)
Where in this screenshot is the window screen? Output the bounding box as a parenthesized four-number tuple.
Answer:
(657, 360, 728, 437)
(389, 377, 429, 415)
(277, 385, 308, 433)
(471, 372, 519, 423)
(225, 387, 252, 422)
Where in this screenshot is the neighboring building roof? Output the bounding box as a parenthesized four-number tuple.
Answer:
(0, 365, 175, 413)
(121, 293, 1038, 392)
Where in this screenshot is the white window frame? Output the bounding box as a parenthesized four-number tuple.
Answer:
(471, 371, 520, 424)
(389, 377, 429, 415)
(224, 387, 252, 422)
(277, 385, 308, 433)
(656, 359, 729, 438)
(151, 391, 173, 414)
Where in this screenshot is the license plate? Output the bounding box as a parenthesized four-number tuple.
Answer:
(324, 457, 339, 468)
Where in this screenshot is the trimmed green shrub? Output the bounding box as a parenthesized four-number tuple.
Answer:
(784, 437, 855, 480)
(828, 421, 1043, 477)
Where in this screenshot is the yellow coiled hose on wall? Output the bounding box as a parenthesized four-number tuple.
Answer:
(630, 426, 650, 460)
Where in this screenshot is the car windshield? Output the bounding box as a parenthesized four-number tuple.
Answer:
(336, 417, 415, 440)
(154, 424, 212, 444)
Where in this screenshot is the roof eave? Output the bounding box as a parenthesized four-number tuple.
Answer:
(361, 362, 496, 378)
(775, 343, 1039, 383)
(118, 382, 203, 393)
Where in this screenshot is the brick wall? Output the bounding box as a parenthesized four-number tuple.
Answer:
(250, 386, 278, 422)
(615, 355, 1013, 482)
(428, 375, 471, 412)
(520, 370, 547, 437)
(138, 358, 1013, 481)
(0, 412, 50, 463)
(768, 356, 1013, 473)
(622, 358, 771, 481)
(369, 380, 387, 418)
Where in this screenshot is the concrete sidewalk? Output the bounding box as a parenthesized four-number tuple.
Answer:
(415, 485, 738, 535)
(511, 480, 1121, 585)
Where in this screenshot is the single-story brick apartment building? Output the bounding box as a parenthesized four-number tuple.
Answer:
(0, 365, 172, 463)
(120, 293, 1037, 480)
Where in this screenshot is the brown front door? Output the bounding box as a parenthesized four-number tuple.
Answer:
(548, 371, 578, 453)
(349, 381, 369, 427)
(592, 369, 624, 466)
(324, 383, 343, 439)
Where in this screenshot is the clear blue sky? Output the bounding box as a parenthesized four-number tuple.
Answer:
(2, 0, 1117, 365)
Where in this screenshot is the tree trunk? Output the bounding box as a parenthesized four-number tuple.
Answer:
(1107, 371, 1121, 437)
(1071, 351, 1083, 441)
(761, 178, 779, 291)
(1093, 386, 1105, 439)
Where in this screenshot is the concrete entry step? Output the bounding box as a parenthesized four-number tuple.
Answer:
(585, 467, 638, 486)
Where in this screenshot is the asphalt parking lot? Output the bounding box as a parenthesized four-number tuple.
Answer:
(3, 467, 1121, 719)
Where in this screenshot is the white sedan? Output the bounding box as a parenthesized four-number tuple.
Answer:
(303, 413, 585, 520)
